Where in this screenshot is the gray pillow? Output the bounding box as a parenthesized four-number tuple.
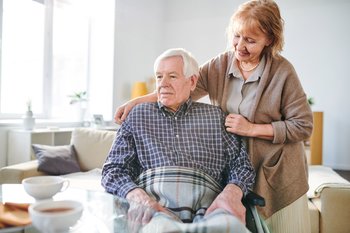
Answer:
(32, 144, 81, 175)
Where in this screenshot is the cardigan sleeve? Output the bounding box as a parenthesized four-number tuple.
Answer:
(192, 51, 232, 108)
(268, 58, 313, 144)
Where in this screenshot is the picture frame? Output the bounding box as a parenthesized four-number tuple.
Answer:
(93, 114, 105, 128)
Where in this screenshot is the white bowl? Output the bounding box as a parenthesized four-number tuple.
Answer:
(29, 200, 83, 233)
(22, 176, 69, 200)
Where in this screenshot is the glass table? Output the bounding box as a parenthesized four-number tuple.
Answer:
(0, 184, 150, 233)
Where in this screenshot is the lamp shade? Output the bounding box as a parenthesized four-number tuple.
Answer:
(131, 81, 148, 99)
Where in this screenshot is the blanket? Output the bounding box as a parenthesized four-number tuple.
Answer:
(136, 166, 250, 233)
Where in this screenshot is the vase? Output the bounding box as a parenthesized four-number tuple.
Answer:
(23, 110, 35, 130)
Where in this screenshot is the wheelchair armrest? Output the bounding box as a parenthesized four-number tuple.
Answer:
(243, 191, 265, 207)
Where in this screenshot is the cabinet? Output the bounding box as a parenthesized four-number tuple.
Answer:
(305, 112, 323, 165)
(7, 128, 74, 165)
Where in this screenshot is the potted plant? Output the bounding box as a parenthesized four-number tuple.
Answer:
(68, 91, 87, 105)
(308, 97, 315, 107)
(68, 91, 88, 122)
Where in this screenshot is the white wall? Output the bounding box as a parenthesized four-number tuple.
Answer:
(279, 0, 350, 169)
(161, 0, 245, 64)
(113, 0, 165, 107)
(114, 0, 350, 170)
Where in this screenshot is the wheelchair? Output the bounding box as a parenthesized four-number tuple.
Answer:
(243, 192, 270, 233)
(115, 190, 270, 233)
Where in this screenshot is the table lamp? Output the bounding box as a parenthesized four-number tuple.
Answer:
(131, 81, 148, 99)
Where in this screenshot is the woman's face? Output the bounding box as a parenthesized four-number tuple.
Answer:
(232, 27, 271, 63)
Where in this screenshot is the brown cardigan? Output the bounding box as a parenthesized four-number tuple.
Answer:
(192, 50, 313, 218)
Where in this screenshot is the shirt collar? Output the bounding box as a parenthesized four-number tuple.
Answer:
(157, 98, 193, 117)
(228, 55, 266, 82)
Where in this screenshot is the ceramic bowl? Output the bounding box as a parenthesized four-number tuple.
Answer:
(29, 200, 83, 233)
(22, 176, 69, 200)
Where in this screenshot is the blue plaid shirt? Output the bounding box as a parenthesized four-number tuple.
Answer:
(102, 99, 255, 198)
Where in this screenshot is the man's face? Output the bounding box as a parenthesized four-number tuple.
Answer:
(155, 56, 197, 112)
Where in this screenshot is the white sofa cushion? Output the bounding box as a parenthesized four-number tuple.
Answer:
(62, 168, 104, 191)
(70, 128, 116, 171)
(308, 165, 350, 198)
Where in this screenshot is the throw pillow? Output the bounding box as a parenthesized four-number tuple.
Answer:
(32, 144, 81, 175)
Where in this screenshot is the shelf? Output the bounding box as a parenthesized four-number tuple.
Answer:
(7, 128, 74, 165)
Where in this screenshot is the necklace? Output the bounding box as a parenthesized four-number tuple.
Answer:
(239, 61, 260, 72)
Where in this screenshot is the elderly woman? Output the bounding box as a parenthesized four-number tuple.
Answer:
(115, 0, 313, 232)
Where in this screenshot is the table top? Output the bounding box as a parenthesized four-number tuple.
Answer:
(0, 184, 146, 233)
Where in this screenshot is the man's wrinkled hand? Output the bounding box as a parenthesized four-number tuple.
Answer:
(126, 188, 170, 232)
(205, 184, 246, 224)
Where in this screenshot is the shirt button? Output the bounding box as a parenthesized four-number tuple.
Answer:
(174, 117, 177, 120)
(176, 134, 179, 138)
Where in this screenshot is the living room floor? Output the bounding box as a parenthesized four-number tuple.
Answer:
(334, 169, 350, 181)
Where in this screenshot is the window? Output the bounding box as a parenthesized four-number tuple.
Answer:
(0, 0, 45, 117)
(0, 0, 115, 121)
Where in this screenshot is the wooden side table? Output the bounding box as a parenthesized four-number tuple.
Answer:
(309, 111, 323, 165)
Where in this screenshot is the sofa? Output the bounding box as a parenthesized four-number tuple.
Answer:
(1, 128, 350, 233)
(307, 165, 350, 233)
(0, 128, 116, 191)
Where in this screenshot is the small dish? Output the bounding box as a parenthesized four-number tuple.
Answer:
(29, 200, 83, 233)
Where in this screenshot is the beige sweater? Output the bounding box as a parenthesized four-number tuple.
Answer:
(193, 50, 313, 218)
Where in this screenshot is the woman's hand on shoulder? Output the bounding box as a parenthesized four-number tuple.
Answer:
(114, 99, 138, 124)
(114, 92, 158, 124)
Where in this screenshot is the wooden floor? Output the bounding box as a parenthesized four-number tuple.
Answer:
(334, 169, 350, 182)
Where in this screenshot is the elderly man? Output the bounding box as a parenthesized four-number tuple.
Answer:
(102, 48, 255, 232)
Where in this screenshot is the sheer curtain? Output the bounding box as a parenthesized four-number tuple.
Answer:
(50, 0, 115, 121)
(0, 0, 45, 117)
(0, 0, 115, 121)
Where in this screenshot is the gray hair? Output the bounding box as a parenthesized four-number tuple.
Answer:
(154, 48, 199, 78)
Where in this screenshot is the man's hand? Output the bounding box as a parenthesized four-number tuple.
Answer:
(126, 188, 167, 220)
(126, 188, 178, 233)
(205, 184, 246, 224)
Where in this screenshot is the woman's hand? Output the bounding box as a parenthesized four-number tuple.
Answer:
(114, 92, 158, 124)
(225, 113, 274, 140)
(114, 99, 138, 124)
(225, 114, 254, 136)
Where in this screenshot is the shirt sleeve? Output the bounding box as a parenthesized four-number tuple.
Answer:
(222, 114, 255, 195)
(101, 120, 141, 198)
